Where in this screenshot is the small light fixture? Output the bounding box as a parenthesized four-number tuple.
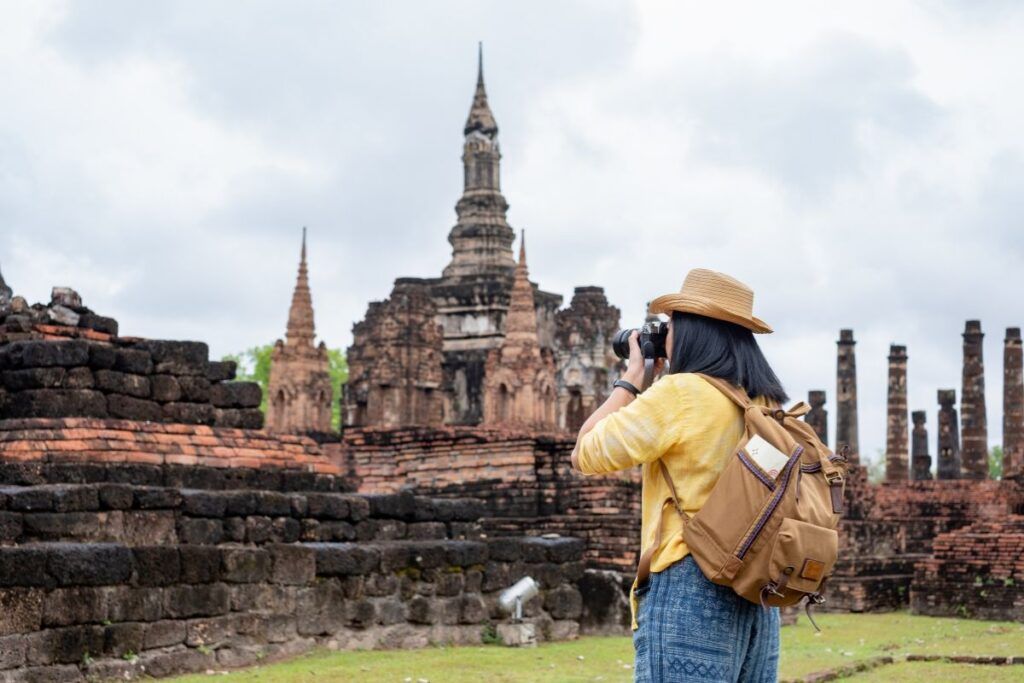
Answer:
(498, 576, 539, 623)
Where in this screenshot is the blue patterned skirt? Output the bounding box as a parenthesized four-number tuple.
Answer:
(633, 554, 780, 682)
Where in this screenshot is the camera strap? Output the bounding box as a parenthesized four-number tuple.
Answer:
(641, 358, 656, 392)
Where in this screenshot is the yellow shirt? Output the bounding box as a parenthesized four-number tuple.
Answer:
(575, 372, 767, 630)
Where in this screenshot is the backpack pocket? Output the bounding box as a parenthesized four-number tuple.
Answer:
(766, 517, 838, 594)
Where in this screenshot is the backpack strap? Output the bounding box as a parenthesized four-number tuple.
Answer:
(635, 461, 691, 587)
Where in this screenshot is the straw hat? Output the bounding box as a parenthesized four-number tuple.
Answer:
(647, 268, 772, 334)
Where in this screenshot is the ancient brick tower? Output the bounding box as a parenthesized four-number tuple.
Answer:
(266, 230, 333, 434)
(835, 329, 859, 464)
(806, 390, 828, 445)
(936, 389, 961, 479)
(960, 320, 989, 479)
(1004, 327, 1023, 479)
(911, 410, 932, 480)
(482, 233, 557, 428)
(885, 344, 909, 481)
(344, 281, 446, 427)
(554, 287, 622, 432)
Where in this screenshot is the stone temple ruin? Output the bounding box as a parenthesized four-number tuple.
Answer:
(2, 52, 1024, 681)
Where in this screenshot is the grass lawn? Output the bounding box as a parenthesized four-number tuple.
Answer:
(171, 611, 1024, 682)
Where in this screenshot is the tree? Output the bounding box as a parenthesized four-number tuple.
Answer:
(989, 445, 1003, 480)
(222, 344, 348, 431)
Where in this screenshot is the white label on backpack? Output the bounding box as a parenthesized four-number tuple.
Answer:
(744, 435, 790, 480)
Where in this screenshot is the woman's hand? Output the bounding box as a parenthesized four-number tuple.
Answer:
(621, 330, 666, 388)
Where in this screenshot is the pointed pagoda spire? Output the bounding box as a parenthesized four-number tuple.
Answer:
(285, 227, 316, 348)
(502, 230, 539, 352)
(464, 42, 498, 138)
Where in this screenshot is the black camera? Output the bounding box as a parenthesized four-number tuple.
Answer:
(613, 321, 668, 360)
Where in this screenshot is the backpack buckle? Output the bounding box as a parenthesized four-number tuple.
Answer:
(825, 472, 843, 485)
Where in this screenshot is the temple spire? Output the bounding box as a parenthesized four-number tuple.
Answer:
(503, 231, 539, 349)
(285, 227, 316, 348)
(464, 42, 498, 138)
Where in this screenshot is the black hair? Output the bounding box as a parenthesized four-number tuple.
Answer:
(668, 311, 788, 404)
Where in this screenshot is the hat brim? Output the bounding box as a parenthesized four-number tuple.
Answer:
(648, 294, 773, 334)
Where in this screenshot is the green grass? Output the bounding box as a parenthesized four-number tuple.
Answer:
(170, 611, 1024, 682)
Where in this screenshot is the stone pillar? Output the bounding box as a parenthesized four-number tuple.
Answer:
(885, 344, 909, 482)
(936, 389, 961, 480)
(836, 329, 859, 464)
(1005, 327, 1024, 480)
(911, 410, 932, 480)
(960, 320, 989, 479)
(806, 390, 828, 445)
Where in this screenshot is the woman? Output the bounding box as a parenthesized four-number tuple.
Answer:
(571, 268, 788, 683)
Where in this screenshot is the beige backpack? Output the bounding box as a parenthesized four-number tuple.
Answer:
(636, 373, 849, 630)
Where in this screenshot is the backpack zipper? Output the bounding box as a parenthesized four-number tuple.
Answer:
(735, 446, 803, 560)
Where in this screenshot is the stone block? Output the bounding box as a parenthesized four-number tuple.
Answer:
(243, 515, 273, 543)
(47, 543, 134, 586)
(102, 586, 162, 622)
(62, 367, 94, 389)
(365, 491, 415, 520)
(143, 620, 186, 649)
(407, 596, 438, 624)
(26, 624, 105, 665)
(481, 562, 510, 592)
(345, 496, 370, 521)
(78, 313, 118, 336)
(133, 487, 181, 510)
(310, 543, 380, 576)
(122, 510, 176, 545)
(222, 491, 257, 516)
(93, 370, 150, 398)
(41, 587, 107, 627)
(102, 622, 144, 657)
(106, 394, 161, 421)
(179, 545, 222, 583)
(407, 521, 446, 540)
(435, 571, 464, 597)
(220, 547, 271, 583)
(1, 368, 66, 391)
(306, 493, 349, 520)
(349, 599, 377, 629)
(459, 594, 487, 624)
(181, 490, 227, 518)
(206, 360, 236, 382)
(496, 622, 536, 648)
(52, 486, 99, 513)
(112, 348, 152, 375)
(130, 340, 208, 377)
(0, 546, 50, 587)
(185, 615, 235, 647)
(270, 544, 315, 585)
(6, 488, 54, 512)
(271, 517, 302, 543)
(96, 484, 133, 510)
(22, 512, 118, 542)
(212, 408, 264, 429)
(137, 647, 215, 678)
(0, 512, 22, 543)
(177, 518, 223, 545)
(161, 402, 214, 425)
(0, 634, 26, 669)
(162, 583, 230, 619)
(176, 376, 210, 402)
(254, 491, 292, 517)
(210, 381, 262, 408)
(321, 520, 356, 542)
(83, 659, 140, 682)
(1, 340, 89, 369)
(486, 537, 522, 562)
(149, 375, 181, 402)
(223, 516, 246, 542)
(87, 345, 116, 370)
(543, 585, 583, 620)
(133, 547, 180, 586)
(295, 581, 346, 635)
(0, 588, 43, 635)
(3, 389, 107, 418)
(444, 540, 487, 567)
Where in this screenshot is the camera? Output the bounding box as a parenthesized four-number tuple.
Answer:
(613, 320, 668, 360)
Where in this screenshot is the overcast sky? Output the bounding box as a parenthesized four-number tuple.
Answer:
(2, 1, 1023, 466)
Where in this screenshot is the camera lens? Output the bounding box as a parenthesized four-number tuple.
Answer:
(612, 329, 634, 360)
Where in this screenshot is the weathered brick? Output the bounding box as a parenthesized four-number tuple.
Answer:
(221, 547, 271, 583)
(269, 544, 315, 585)
(133, 547, 180, 586)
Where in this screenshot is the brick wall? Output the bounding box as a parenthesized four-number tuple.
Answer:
(0, 482, 590, 680)
(911, 516, 1024, 621)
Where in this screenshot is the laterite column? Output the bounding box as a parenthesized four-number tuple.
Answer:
(886, 345, 909, 481)
(911, 410, 932, 480)
(960, 320, 989, 479)
(836, 329, 860, 464)
(936, 389, 961, 480)
(1004, 327, 1023, 480)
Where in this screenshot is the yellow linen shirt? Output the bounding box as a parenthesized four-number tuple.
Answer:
(575, 372, 768, 630)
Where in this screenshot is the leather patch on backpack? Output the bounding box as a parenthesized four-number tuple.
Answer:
(801, 558, 825, 581)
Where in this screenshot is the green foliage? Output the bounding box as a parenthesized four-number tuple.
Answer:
(989, 445, 1003, 480)
(326, 347, 348, 432)
(223, 345, 274, 414)
(223, 344, 348, 431)
(480, 623, 500, 646)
